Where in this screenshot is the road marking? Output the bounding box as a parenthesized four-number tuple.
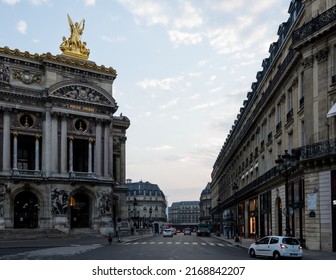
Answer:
(201, 243, 207, 246)
(184, 242, 189, 245)
(149, 242, 156, 244)
(167, 242, 172, 244)
(158, 242, 164, 244)
(192, 242, 198, 245)
(217, 243, 225, 247)
(141, 242, 148, 244)
(208, 243, 215, 246)
(175, 242, 181, 244)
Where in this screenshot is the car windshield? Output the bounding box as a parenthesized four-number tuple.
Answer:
(282, 237, 299, 245)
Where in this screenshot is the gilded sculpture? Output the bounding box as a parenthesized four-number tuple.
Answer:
(60, 14, 90, 60)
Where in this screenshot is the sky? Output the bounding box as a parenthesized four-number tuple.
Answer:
(0, 0, 291, 206)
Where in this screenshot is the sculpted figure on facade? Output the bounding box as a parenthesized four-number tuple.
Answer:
(51, 188, 69, 215)
(60, 14, 90, 59)
(0, 183, 11, 217)
(0, 63, 10, 83)
(98, 190, 112, 216)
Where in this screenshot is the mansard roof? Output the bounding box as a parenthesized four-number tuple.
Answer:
(127, 180, 165, 197)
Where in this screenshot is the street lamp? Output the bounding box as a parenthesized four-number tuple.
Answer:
(275, 150, 299, 236)
(149, 207, 153, 227)
(216, 196, 221, 234)
(132, 198, 138, 228)
(232, 182, 239, 242)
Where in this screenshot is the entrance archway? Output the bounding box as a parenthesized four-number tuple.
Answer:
(14, 191, 39, 228)
(70, 192, 90, 228)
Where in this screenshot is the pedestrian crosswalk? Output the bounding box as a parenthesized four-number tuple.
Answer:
(124, 241, 233, 247)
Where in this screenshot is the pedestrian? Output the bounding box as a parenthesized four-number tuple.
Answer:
(108, 234, 112, 245)
(131, 227, 134, 235)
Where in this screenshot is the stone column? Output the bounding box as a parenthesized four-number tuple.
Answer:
(51, 113, 58, 174)
(69, 136, 73, 173)
(12, 132, 18, 171)
(2, 110, 11, 173)
(60, 115, 68, 174)
(120, 136, 127, 183)
(35, 135, 40, 171)
(104, 122, 110, 177)
(95, 120, 102, 176)
(43, 109, 52, 176)
(88, 138, 93, 173)
(110, 135, 115, 181)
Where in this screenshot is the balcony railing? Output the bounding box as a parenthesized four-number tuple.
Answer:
(292, 5, 336, 44)
(217, 138, 336, 211)
(11, 169, 43, 177)
(300, 138, 336, 160)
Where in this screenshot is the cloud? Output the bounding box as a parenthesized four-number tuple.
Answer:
(2, 0, 20, 4)
(84, 0, 95, 6)
(29, 0, 50, 5)
(102, 35, 126, 43)
(189, 99, 224, 111)
(168, 30, 203, 46)
(146, 145, 173, 151)
(159, 98, 180, 109)
(206, 0, 244, 13)
(16, 20, 27, 34)
(136, 76, 183, 90)
(118, 0, 169, 26)
(173, 1, 203, 29)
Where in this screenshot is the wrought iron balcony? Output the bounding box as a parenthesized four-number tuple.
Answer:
(292, 5, 336, 44)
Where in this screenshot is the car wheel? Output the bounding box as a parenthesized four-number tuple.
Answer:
(249, 249, 256, 258)
(273, 251, 281, 259)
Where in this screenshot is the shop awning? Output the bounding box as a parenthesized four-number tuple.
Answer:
(327, 103, 336, 118)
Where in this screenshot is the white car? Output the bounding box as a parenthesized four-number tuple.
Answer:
(163, 228, 173, 237)
(248, 236, 303, 259)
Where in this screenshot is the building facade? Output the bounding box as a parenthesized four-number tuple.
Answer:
(199, 182, 212, 226)
(126, 180, 167, 230)
(0, 17, 130, 235)
(211, 0, 336, 252)
(169, 201, 200, 231)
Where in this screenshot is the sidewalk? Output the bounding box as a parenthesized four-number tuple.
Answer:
(213, 234, 336, 260)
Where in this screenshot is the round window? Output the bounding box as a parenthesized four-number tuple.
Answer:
(75, 119, 87, 132)
(19, 114, 34, 128)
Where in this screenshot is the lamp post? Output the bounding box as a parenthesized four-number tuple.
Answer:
(275, 150, 298, 236)
(132, 198, 138, 229)
(216, 196, 221, 234)
(232, 182, 239, 242)
(149, 207, 153, 227)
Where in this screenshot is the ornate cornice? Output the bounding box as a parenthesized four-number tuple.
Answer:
(0, 46, 117, 76)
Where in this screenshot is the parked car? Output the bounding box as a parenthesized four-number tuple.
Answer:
(184, 228, 191, 235)
(248, 236, 303, 259)
(163, 228, 173, 237)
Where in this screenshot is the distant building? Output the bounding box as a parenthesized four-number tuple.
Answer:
(169, 201, 200, 230)
(199, 183, 212, 225)
(126, 179, 167, 229)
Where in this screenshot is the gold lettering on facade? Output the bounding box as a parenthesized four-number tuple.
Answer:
(69, 104, 95, 112)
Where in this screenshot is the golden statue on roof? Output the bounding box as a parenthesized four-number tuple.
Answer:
(60, 14, 90, 60)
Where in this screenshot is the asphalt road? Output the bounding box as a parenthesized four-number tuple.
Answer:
(0, 233, 252, 260)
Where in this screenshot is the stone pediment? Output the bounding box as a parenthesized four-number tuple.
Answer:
(49, 82, 116, 108)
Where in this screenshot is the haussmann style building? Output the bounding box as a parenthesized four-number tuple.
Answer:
(210, 0, 336, 252)
(0, 15, 130, 236)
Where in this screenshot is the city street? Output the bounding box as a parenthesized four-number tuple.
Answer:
(1, 232, 336, 260)
(0, 233, 249, 260)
